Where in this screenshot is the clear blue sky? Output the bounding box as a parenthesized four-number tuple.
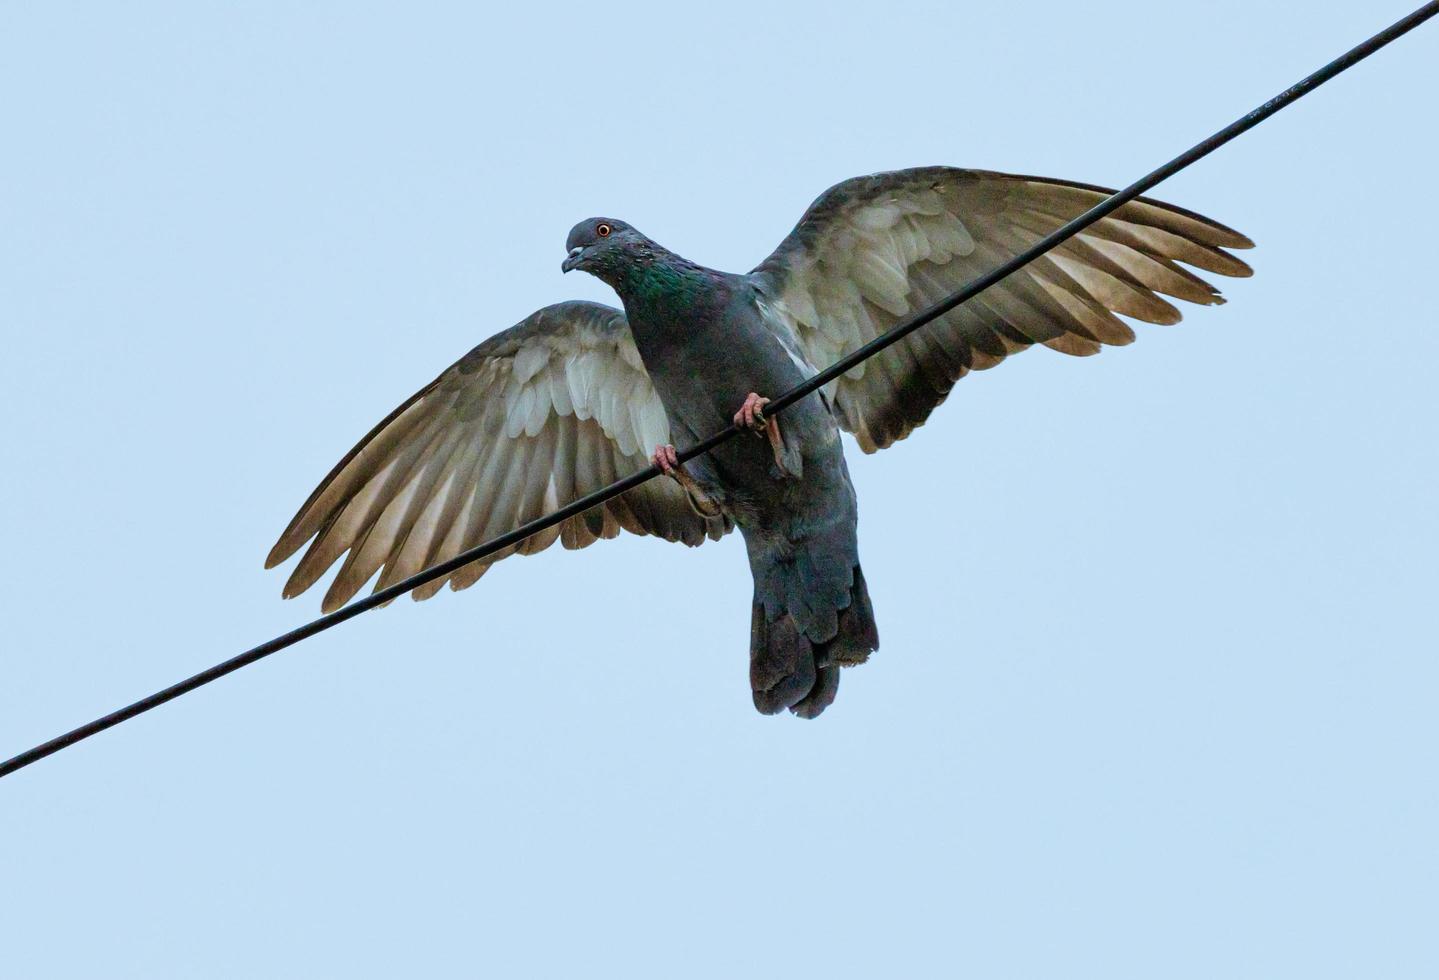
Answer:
(3, 2, 1435, 976)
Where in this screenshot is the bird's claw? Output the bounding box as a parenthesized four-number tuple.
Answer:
(732, 392, 798, 479)
(651, 443, 681, 474)
(652, 444, 721, 518)
(734, 392, 770, 435)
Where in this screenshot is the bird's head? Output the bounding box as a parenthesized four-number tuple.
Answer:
(561, 218, 651, 283)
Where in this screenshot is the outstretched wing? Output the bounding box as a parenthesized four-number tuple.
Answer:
(266, 300, 729, 612)
(750, 167, 1255, 452)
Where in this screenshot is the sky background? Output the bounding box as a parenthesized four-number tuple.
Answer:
(2, 2, 1436, 977)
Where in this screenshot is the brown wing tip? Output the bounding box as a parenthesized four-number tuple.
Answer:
(1223, 252, 1256, 277)
(1184, 219, 1254, 251)
(264, 541, 292, 570)
(1217, 229, 1256, 251)
(412, 580, 446, 601)
(265, 520, 318, 569)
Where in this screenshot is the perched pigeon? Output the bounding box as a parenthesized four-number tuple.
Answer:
(267, 166, 1253, 717)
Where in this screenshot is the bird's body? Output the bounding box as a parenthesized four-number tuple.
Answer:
(267, 166, 1255, 717)
(607, 248, 874, 715)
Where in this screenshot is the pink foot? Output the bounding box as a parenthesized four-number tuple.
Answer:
(732, 392, 796, 478)
(652, 444, 720, 518)
(651, 443, 680, 474)
(733, 392, 770, 434)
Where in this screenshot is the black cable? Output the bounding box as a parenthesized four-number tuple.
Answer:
(3, 2, 1435, 780)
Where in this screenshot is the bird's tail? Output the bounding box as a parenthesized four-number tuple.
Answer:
(749, 555, 879, 719)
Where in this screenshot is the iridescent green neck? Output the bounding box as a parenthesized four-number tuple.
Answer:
(617, 256, 711, 318)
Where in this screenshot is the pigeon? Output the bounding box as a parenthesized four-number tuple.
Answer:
(266, 166, 1253, 717)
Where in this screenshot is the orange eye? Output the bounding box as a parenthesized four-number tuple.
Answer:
(596, 223, 612, 238)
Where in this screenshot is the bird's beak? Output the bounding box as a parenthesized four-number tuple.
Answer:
(561, 246, 585, 273)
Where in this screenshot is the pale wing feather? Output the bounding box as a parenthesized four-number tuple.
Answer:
(751, 167, 1254, 451)
(268, 300, 729, 612)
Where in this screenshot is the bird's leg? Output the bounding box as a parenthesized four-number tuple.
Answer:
(651, 444, 721, 519)
(733, 392, 795, 478)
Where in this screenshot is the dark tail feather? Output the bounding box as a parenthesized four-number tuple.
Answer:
(749, 608, 818, 715)
(820, 564, 879, 668)
(749, 564, 879, 719)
